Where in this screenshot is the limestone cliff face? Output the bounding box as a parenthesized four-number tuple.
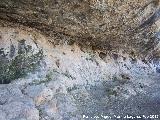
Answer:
(0, 27, 159, 120)
(0, 0, 159, 57)
(0, 1, 160, 120)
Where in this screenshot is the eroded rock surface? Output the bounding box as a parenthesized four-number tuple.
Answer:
(0, 0, 160, 120)
(0, 27, 159, 120)
(0, 0, 159, 56)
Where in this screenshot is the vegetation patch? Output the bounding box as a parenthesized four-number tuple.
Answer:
(0, 50, 44, 84)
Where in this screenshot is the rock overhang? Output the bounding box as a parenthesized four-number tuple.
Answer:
(0, 0, 159, 58)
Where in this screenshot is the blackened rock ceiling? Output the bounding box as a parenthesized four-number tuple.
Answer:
(0, 0, 159, 58)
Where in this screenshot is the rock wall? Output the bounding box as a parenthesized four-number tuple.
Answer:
(0, 0, 159, 57)
(0, 27, 159, 120)
(0, 0, 160, 120)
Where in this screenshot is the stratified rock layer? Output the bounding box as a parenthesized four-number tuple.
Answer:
(0, 0, 159, 57)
